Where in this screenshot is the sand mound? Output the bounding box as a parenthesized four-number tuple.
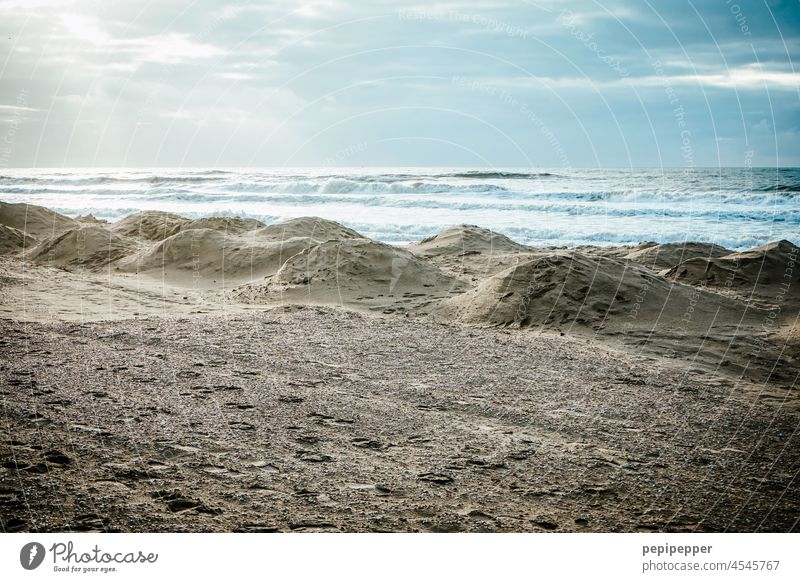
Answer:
(625, 242, 732, 271)
(431, 250, 799, 381)
(0, 224, 35, 254)
(104, 215, 374, 286)
(0, 201, 76, 238)
(275, 239, 455, 289)
(410, 224, 529, 257)
(111, 211, 190, 241)
(29, 225, 135, 270)
(435, 252, 663, 327)
(433, 251, 750, 333)
(184, 216, 265, 234)
(117, 228, 315, 286)
(236, 239, 463, 313)
(665, 240, 800, 295)
(75, 214, 108, 225)
(257, 217, 364, 242)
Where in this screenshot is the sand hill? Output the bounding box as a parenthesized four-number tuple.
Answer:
(665, 239, 800, 296)
(434, 252, 679, 328)
(112, 212, 268, 242)
(0, 200, 797, 383)
(408, 224, 537, 282)
(257, 216, 365, 242)
(112, 214, 364, 287)
(28, 225, 136, 270)
(433, 250, 798, 381)
(0, 201, 76, 238)
(75, 214, 108, 225)
(0, 224, 35, 254)
(111, 211, 190, 241)
(410, 224, 529, 257)
(115, 228, 317, 286)
(625, 241, 732, 271)
(185, 216, 265, 233)
(433, 249, 761, 333)
(236, 238, 464, 313)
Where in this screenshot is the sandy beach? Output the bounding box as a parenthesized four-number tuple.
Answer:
(1, 201, 798, 532)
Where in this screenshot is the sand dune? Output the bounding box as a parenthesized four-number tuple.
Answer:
(113, 215, 361, 286)
(116, 228, 317, 286)
(410, 224, 530, 257)
(75, 214, 108, 225)
(186, 216, 265, 233)
(432, 250, 799, 382)
(624, 241, 732, 271)
(28, 225, 136, 270)
(111, 211, 190, 241)
(434, 251, 712, 329)
(0, 224, 34, 254)
(408, 224, 539, 282)
(666, 239, 800, 296)
(257, 216, 365, 242)
(1, 202, 797, 382)
(235, 238, 464, 313)
(0, 201, 76, 238)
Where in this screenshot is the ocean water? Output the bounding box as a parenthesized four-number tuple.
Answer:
(1, 167, 798, 250)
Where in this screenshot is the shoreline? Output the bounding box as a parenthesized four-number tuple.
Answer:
(3, 166, 799, 251)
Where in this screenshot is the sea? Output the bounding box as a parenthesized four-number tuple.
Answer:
(1, 167, 798, 250)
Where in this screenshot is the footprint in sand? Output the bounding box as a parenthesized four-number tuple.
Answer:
(150, 490, 220, 515)
(417, 473, 453, 485)
(297, 452, 333, 463)
(348, 483, 392, 496)
(294, 434, 322, 445)
(227, 421, 256, 431)
(351, 437, 384, 450)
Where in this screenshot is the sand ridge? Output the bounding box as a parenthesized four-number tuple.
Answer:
(666, 239, 800, 297)
(1, 201, 798, 384)
(234, 238, 465, 313)
(410, 224, 531, 257)
(624, 242, 733, 272)
(0, 224, 34, 254)
(0, 201, 76, 238)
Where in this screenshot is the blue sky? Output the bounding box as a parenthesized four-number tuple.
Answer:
(1, 0, 798, 167)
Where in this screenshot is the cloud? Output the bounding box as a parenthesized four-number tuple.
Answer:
(608, 64, 800, 91)
(218, 72, 255, 81)
(0, 104, 37, 112)
(0, 0, 798, 166)
(470, 63, 800, 92)
(53, 14, 226, 69)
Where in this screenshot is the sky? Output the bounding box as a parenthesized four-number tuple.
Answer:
(0, 0, 798, 168)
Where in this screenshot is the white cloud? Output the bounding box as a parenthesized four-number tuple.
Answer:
(0, 104, 37, 112)
(484, 64, 800, 92)
(52, 13, 226, 69)
(620, 66, 800, 91)
(60, 13, 110, 45)
(219, 72, 255, 80)
(0, 0, 72, 13)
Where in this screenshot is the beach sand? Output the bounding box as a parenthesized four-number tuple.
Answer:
(1, 201, 798, 532)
